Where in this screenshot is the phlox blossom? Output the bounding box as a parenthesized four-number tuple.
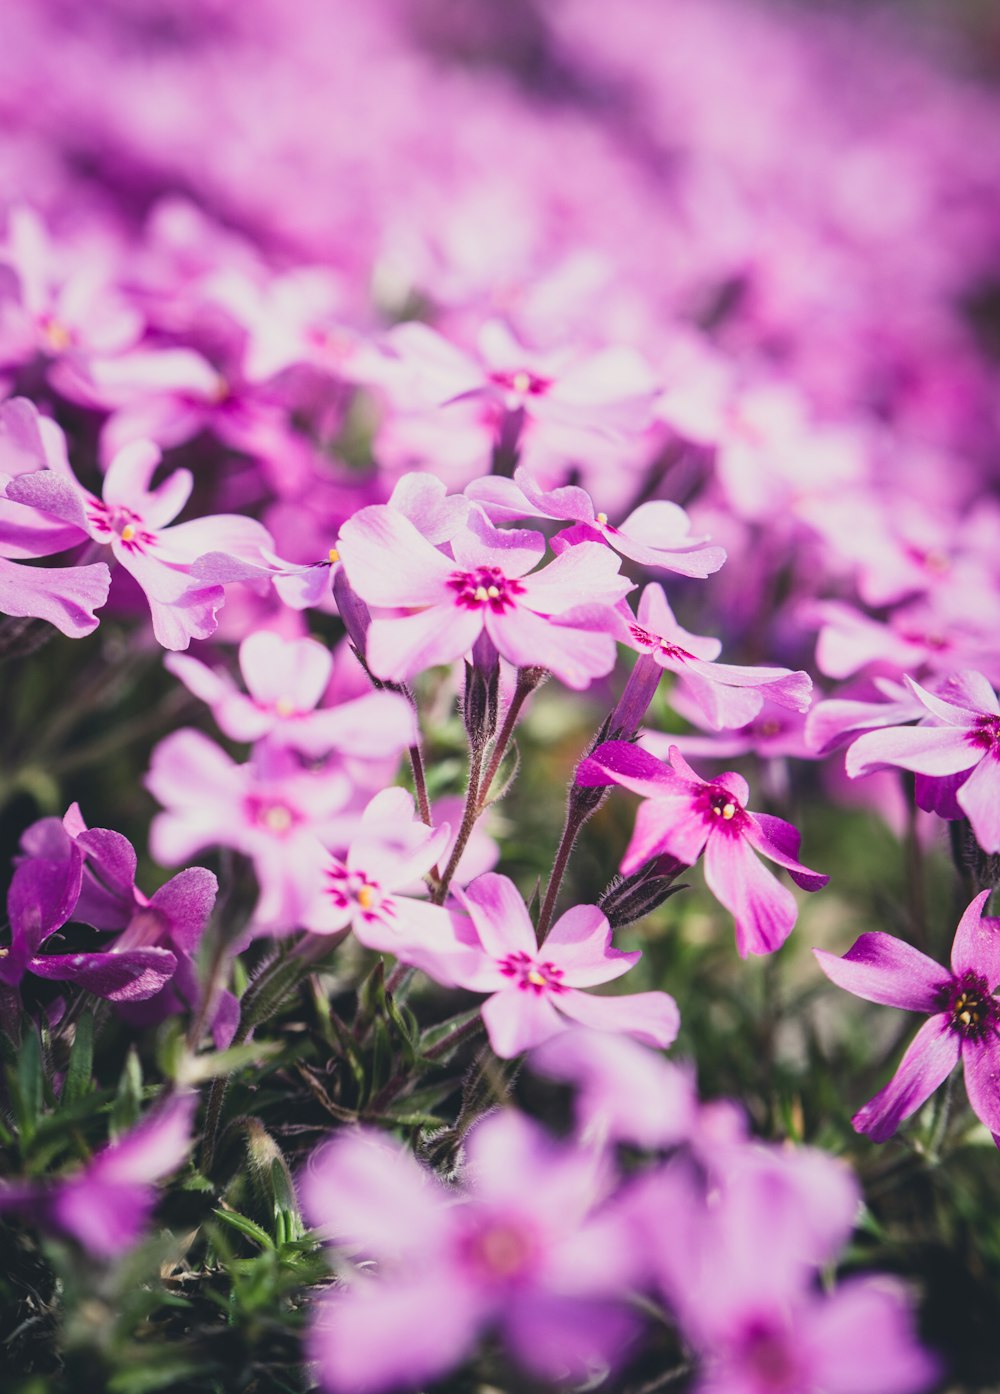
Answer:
(815, 890, 1000, 1142)
(302, 1111, 640, 1393)
(337, 503, 632, 689)
(419, 872, 680, 1058)
(577, 742, 827, 956)
(5, 427, 272, 648)
(166, 630, 415, 758)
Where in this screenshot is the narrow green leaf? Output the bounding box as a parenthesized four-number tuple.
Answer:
(62, 1011, 94, 1105)
(175, 1037, 283, 1085)
(212, 1207, 276, 1251)
(110, 1047, 143, 1138)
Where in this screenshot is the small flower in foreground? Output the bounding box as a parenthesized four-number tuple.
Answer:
(0, 1093, 195, 1257)
(422, 872, 679, 1057)
(814, 890, 1000, 1142)
(577, 742, 827, 956)
(301, 1111, 640, 1393)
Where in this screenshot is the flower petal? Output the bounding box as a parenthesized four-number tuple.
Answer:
(703, 832, 797, 956)
(814, 934, 947, 1011)
(853, 1016, 960, 1142)
(556, 987, 680, 1048)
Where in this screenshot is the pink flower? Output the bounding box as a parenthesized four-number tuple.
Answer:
(619, 583, 811, 729)
(146, 730, 361, 933)
(467, 467, 726, 579)
(165, 631, 416, 758)
(377, 318, 660, 436)
(299, 788, 459, 972)
(577, 742, 827, 957)
(420, 872, 679, 1057)
(302, 1111, 640, 1393)
(337, 503, 632, 689)
(5, 430, 273, 649)
(815, 890, 1000, 1143)
(845, 670, 1000, 852)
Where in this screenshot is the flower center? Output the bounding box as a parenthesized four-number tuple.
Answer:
(497, 949, 564, 995)
(739, 1321, 801, 1392)
(967, 716, 1000, 758)
(446, 566, 525, 613)
(86, 501, 156, 550)
(628, 623, 693, 663)
(945, 972, 999, 1040)
(246, 796, 299, 837)
(458, 1214, 540, 1286)
(489, 367, 550, 397)
(697, 783, 746, 833)
(325, 864, 395, 924)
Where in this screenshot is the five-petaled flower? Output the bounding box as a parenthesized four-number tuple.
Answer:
(814, 890, 1000, 1143)
(577, 741, 827, 956)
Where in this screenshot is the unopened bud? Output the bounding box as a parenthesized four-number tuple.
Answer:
(598, 854, 688, 929)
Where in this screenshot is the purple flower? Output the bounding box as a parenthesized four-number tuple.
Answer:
(5, 430, 273, 649)
(814, 890, 1000, 1142)
(467, 466, 726, 578)
(845, 670, 1000, 853)
(337, 503, 633, 689)
(165, 630, 416, 758)
(577, 742, 827, 956)
(1, 833, 177, 1021)
(301, 1111, 640, 1393)
(421, 872, 680, 1057)
(0, 1094, 195, 1258)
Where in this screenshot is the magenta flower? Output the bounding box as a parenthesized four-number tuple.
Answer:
(619, 583, 811, 729)
(337, 503, 632, 689)
(299, 788, 461, 973)
(5, 431, 272, 649)
(0, 1093, 195, 1258)
(845, 670, 1000, 852)
(419, 872, 679, 1057)
(0, 824, 178, 1024)
(165, 631, 415, 759)
(467, 466, 726, 578)
(302, 1111, 640, 1393)
(814, 890, 1000, 1142)
(577, 742, 827, 956)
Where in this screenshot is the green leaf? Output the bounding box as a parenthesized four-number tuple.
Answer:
(175, 1037, 284, 1085)
(62, 1011, 94, 1106)
(212, 1207, 276, 1251)
(110, 1047, 143, 1138)
(10, 1027, 43, 1146)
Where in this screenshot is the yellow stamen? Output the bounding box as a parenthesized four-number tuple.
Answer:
(263, 805, 293, 834)
(328, 547, 340, 564)
(474, 585, 489, 601)
(511, 369, 532, 394)
(721, 803, 736, 819)
(120, 523, 137, 543)
(596, 511, 609, 525)
(274, 697, 296, 718)
(486, 585, 500, 599)
(357, 885, 375, 910)
(42, 319, 73, 353)
(526, 968, 547, 987)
